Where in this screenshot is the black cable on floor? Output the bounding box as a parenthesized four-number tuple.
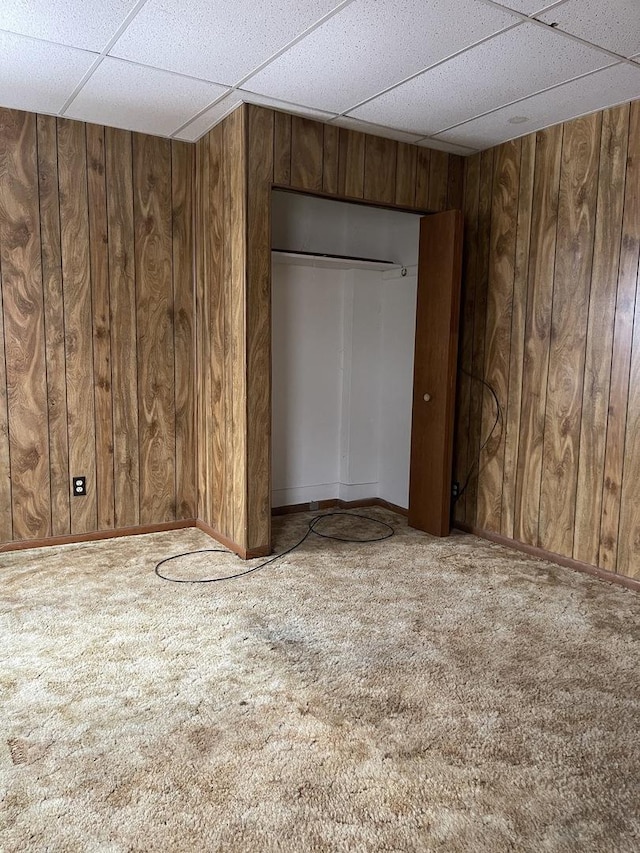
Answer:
(154, 511, 395, 584)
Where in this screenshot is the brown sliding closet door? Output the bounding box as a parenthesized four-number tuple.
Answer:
(409, 210, 463, 536)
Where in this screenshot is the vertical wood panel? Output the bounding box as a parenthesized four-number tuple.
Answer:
(513, 124, 563, 545)
(86, 123, 115, 531)
(338, 129, 365, 198)
(322, 124, 339, 195)
(290, 116, 323, 192)
(428, 150, 449, 211)
(0, 230, 11, 541)
(453, 154, 480, 525)
(0, 110, 51, 540)
(465, 148, 494, 521)
(37, 114, 70, 536)
(395, 142, 417, 208)
(246, 106, 273, 550)
(133, 134, 175, 524)
(105, 127, 139, 528)
(363, 135, 397, 204)
(207, 125, 225, 534)
(195, 135, 209, 527)
(57, 118, 97, 534)
(600, 101, 640, 572)
(172, 140, 195, 520)
(273, 111, 291, 186)
(224, 107, 247, 543)
(476, 139, 521, 532)
(539, 113, 601, 555)
(447, 156, 464, 210)
(573, 105, 629, 565)
(500, 134, 535, 539)
(415, 148, 431, 209)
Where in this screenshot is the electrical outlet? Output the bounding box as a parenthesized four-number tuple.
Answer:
(452, 481, 460, 499)
(309, 500, 319, 511)
(72, 476, 86, 497)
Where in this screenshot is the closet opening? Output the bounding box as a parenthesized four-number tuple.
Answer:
(271, 188, 421, 516)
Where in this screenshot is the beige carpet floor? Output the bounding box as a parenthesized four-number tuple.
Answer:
(1, 509, 639, 852)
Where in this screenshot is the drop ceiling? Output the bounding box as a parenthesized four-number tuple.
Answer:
(1, 0, 638, 154)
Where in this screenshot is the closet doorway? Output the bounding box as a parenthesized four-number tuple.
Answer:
(270, 190, 462, 536)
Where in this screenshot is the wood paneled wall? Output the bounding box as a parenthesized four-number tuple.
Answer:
(0, 108, 195, 545)
(454, 99, 640, 581)
(195, 104, 464, 553)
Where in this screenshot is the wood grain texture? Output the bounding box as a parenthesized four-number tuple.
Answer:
(500, 134, 535, 539)
(338, 129, 365, 199)
(322, 124, 339, 195)
(458, 98, 640, 580)
(513, 124, 563, 546)
(206, 126, 225, 534)
(465, 148, 494, 522)
(395, 142, 417, 208)
(0, 108, 193, 548)
(0, 109, 51, 540)
(447, 155, 464, 210)
(0, 249, 11, 542)
(37, 114, 70, 537)
(415, 148, 431, 210)
(453, 154, 480, 526)
(86, 123, 115, 531)
(134, 134, 175, 524)
(246, 105, 273, 550)
(105, 127, 139, 528)
(172, 140, 195, 520)
(601, 100, 640, 573)
(428, 150, 449, 211)
(290, 116, 323, 192)
(574, 105, 628, 565)
(194, 135, 209, 526)
(57, 118, 98, 535)
(273, 111, 291, 186)
(225, 107, 247, 543)
(476, 139, 521, 532)
(539, 113, 601, 555)
(363, 135, 397, 204)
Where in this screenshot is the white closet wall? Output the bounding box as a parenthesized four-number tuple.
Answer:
(271, 192, 420, 510)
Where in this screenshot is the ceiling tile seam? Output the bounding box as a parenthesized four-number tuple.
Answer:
(59, 0, 151, 115)
(524, 15, 639, 64)
(171, 88, 341, 140)
(170, 0, 356, 137)
(476, 0, 567, 23)
(0, 27, 101, 54)
(326, 21, 525, 122)
(429, 60, 625, 138)
(414, 136, 479, 153)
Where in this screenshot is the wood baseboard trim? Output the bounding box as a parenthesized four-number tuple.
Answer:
(272, 497, 409, 517)
(194, 520, 271, 560)
(455, 523, 640, 593)
(0, 519, 197, 555)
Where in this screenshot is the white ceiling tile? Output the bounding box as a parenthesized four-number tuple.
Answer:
(0, 31, 96, 115)
(66, 57, 227, 137)
(110, 0, 345, 86)
(330, 116, 423, 144)
(0, 0, 138, 52)
(435, 62, 640, 148)
(174, 92, 244, 141)
(351, 21, 614, 136)
(244, 0, 518, 114)
(537, 0, 640, 58)
(417, 137, 478, 156)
